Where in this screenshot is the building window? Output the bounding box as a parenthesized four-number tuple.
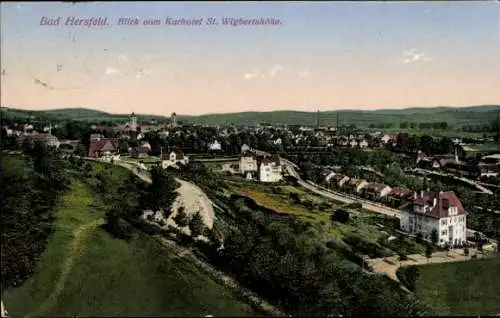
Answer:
(442, 230, 447, 236)
(441, 219, 447, 226)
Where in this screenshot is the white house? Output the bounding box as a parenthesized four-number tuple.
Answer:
(259, 155, 283, 183)
(209, 140, 222, 151)
(161, 149, 189, 169)
(239, 152, 258, 174)
(241, 144, 251, 153)
(359, 139, 369, 149)
(400, 191, 467, 247)
(273, 137, 282, 145)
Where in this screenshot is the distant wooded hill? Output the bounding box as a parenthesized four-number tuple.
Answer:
(1, 105, 499, 128)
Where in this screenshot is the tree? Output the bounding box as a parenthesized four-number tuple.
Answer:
(398, 251, 408, 261)
(430, 229, 439, 246)
(463, 247, 469, 256)
(173, 206, 189, 227)
(425, 245, 433, 260)
(189, 211, 205, 237)
(416, 232, 424, 244)
(146, 167, 179, 211)
(104, 204, 134, 239)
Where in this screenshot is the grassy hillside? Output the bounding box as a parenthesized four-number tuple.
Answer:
(3, 163, 255, 317)
(187, 106, 500, 127)
(2, 105, 499, 128)
(397, 257, 500, 316)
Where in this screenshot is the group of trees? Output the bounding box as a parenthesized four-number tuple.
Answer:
(0, 142, 70, 289)
(214, 199, 431, 316)
(369, 121, 450, 130)
(392, 133, 461, 157)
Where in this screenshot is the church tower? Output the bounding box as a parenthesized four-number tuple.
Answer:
(170, 112, 177, 129)
(130, 112, 137, 132)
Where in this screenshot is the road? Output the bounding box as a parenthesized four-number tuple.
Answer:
(1, 300, 7, 318)
(281, 159, 401, 218)
(413, 168, 493, 195)
(278, 155, 497, 246)
(367, 249, 473, 282)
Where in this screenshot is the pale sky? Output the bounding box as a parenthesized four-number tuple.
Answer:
(1, 1, 499, 115)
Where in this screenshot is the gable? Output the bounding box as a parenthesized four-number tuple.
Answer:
(101, 141, 116, 152)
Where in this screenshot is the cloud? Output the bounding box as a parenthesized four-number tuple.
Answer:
(398, 49, 434, 64)
(104, 67, 119, 75)
(135, 69, 150, 79)
(244, 69, 264, 80)
(117, 54, 129, 64)
(268, 65, 284, 77)
(244, 65, 284, 80)
(297, 69, 310, 80)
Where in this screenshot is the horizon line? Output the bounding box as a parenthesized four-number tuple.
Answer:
(1, 104, 500, 118)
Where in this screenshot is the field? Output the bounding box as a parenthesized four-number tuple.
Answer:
(3, 167, 255, 317)
(227, 180, 426, 257)
(463, 143, 500, 153)
(229, 182, 320, 218)
(397, 257, 500, 316)
(379, 129, 495, 139)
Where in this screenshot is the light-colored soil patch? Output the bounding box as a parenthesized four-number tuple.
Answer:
(143, 178, 216, 238)
(169, 179, 216, 233)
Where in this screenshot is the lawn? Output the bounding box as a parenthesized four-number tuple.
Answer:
(463, 143, 500, 153)
(230, 184, 315, 218)
(398, 257, 500, 316)
(3, 173, 255, 317)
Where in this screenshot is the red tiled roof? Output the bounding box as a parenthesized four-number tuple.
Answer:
(411, 191, 465, 218)
(88, 137, 119, 157)
(364, 183, 389, 192)
(389, 187, 412, 197)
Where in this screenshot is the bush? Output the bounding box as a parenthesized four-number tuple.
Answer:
(425, 245, 433, 258)
(103, 211, 134, 240)
(189, 212, 205, 237)
(289, 192, 300, 203)
(347, 202, 362, 210)
(416, 232, 424, 244)
(173, 207, 189, 227)
(396, 266, 420, 291)
(398, 252, 408, 261)
(331, 209, 350, 223)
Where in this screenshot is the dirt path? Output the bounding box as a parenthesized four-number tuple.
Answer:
(28, 218, 105, 318)
(155, 236, 286, 317)
(367, 250, 472, 282)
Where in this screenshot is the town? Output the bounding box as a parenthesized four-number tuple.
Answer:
(2, 1, 500, 317)
(2, 107, 500, 317)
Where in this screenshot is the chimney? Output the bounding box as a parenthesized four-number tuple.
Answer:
(413, 191, 417, 199)
(420, 190, 424, 198)
(433, 198, 437, 208)
(455, 147, 459, 163)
